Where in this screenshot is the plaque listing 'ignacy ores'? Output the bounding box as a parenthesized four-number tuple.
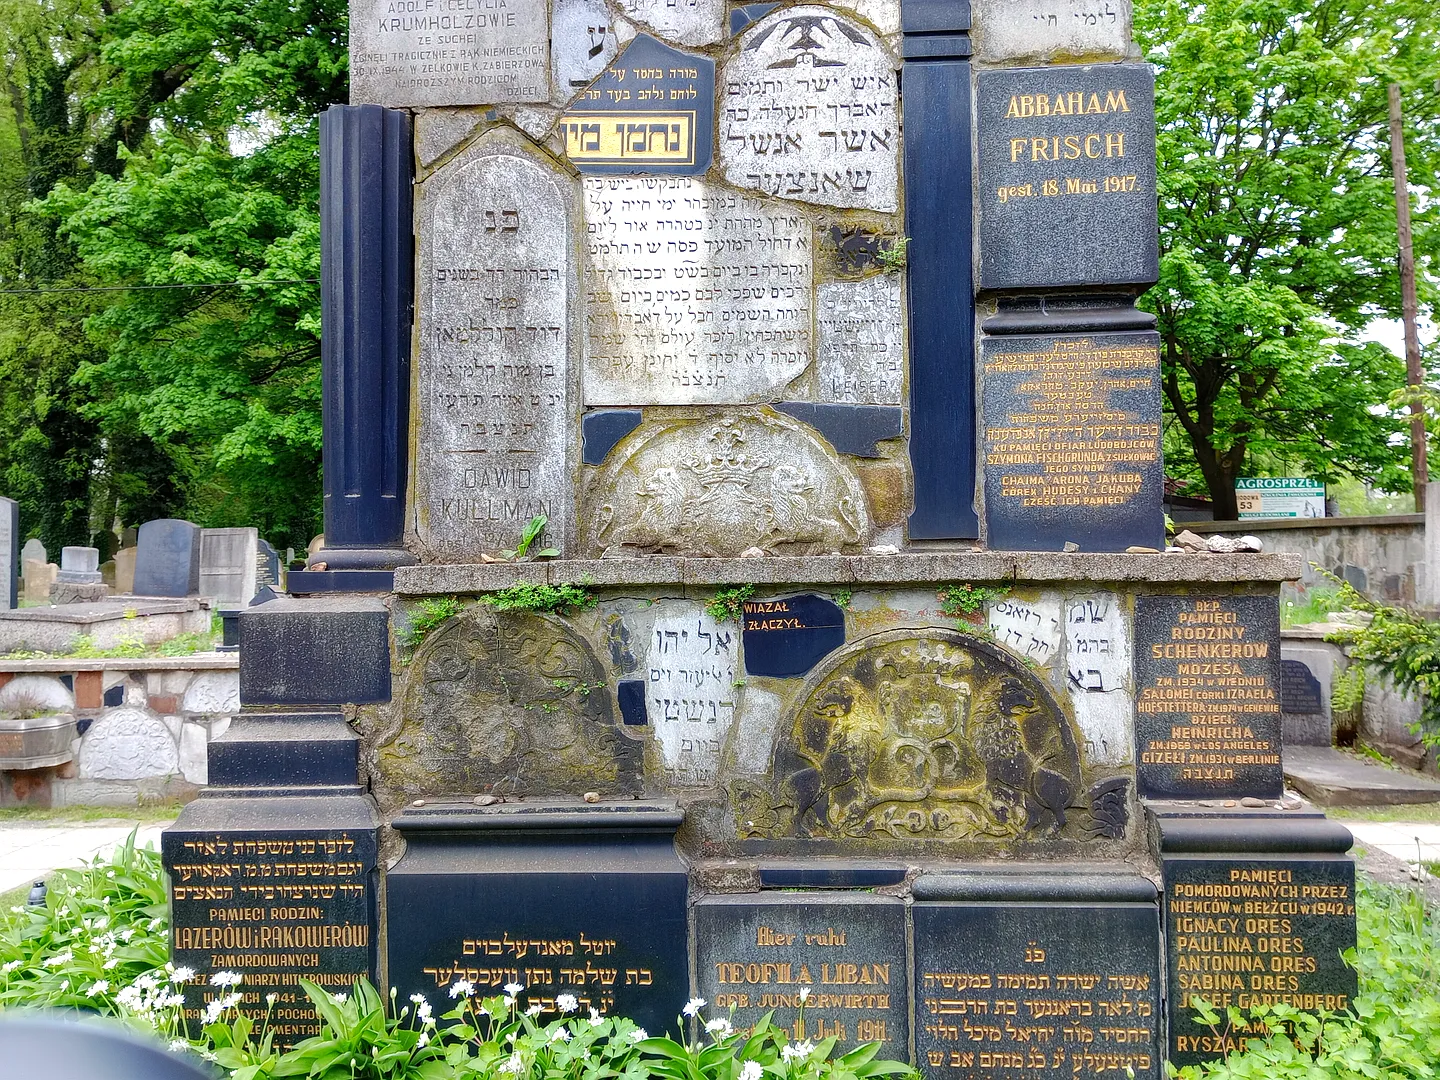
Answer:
(1134, 595, 1282, 799)
(416, 133, 577, 559)
(349, 0, 549, 108)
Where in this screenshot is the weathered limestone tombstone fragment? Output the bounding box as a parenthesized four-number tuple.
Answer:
(975, 0, 1135, 63)
(199, 527, 259, 605)
(51, 545, 108, 603)
(582, 177, 812, 404)
(615, 0, 723, 47)
(582, 411, 869, 556)
(415, 129, 578, 560)
(643, 603, 739, 786)
(720, 7, 899, 211)
(551, 0, 619, 97)
(0, 497, 15, 610)
(133, 519, 202, 597)
(113, 547, 137, 593)
(349, 0, 550, 107)
(816, 277, 904, 404)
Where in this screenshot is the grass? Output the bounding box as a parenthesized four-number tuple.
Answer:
(0, 803, 182, 824)
(1328, 802, 1440, 823)
(1281, 583, 1348, 627)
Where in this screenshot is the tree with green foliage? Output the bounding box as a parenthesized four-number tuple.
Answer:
(0, 0, 344, 550)
(1135, 0, 1440, 518)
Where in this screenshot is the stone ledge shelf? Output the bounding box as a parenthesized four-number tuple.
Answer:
(394, 551, 1302, 595)
(0, 652, 238, 674)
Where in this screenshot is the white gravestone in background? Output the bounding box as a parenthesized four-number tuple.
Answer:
(0, 497, 16, 610)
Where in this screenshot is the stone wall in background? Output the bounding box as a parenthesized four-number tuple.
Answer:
(0, 659, 240, 807)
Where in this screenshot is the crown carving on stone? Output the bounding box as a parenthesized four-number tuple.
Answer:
(684, 418, 765, 488)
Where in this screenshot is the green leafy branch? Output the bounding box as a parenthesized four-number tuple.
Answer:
(480, 582, 598, 616)
(400, 596, 463, 649)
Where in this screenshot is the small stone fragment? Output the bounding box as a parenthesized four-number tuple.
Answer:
(1223, 800, 1236, 807)
(474, 794, 500, 806)
(1172, 530, 1208, 552)
(311, 561, 329, 571)
(740, 547, 766, 558)
(412, 799, 425, 807)
(866, 544, 901, 555)
(1062, 541, 1080, 553)
(1240, 796, 1267, 808)
(583, 791, 602, 803)
(1126, 545, 1160, 553)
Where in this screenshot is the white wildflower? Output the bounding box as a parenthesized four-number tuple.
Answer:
(550, 1026, 571, 1043)
(43, 949, 74, 967)
(798, 987, 810, 1004)
(116, 986, 144, 1010)
(86, 980, 110, 997)
(629, 1028, 648, 1043)
(209, 971, 243, 988)
(741, 1062, 765, 1080)
(59, 979, 69, 992)
(504, 982, 525, 995)
(135, 973, 160, 991)
(117, 928, 135, 942)
(168, 1040, 188, 1053)
(266, 993, 278, 1006)
(682, 997, 706, 1017)
(555, 993, 579, 1014)
(170, 967, 195, 984)
(416, 1031, 430, 1049)
(780, 1041, 815, 1062)
(1, 960, 21, 974)
(103, 958, 119, 970)
(525, 1003, 544, 1017)
(589, 1008, 604, 1026)
(448, 979, 474, 999)
(416, 999, 434, 1025)
(8, 906, 22, 914)
(499, 1051, 525, 1075)
(705, 1018, 734, 1037)
(333, 993, 349, 1004)
(161, 992, 186, 1009)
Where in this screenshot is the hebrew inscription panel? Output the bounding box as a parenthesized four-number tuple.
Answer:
(583, 177, 813, 405)
(646, 606, 740, 786)
(817, 277, 903, 404)
(417, 139, 575, 560)
(720, 7, 899, 211)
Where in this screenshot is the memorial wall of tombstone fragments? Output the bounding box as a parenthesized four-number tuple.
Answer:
(161, 0, 1359, 1072)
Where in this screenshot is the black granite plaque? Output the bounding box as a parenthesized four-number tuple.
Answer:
(1134, 595, 1282, 799)
(982, 331, 1163, 552)
(914, 903, 1161, 1080)
(742, 594, 846, 678)
(1280, 659, 1323, 715)
(386, 803, 688, 1035)
(559, 35, 714, 175)
(1163, 856, 1358, 1067)
(695, 894, 908, 1055)
(163, 815, 378, 1048)
(976, 64, 1157, 290)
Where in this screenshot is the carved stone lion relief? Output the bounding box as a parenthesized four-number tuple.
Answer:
(373, 609, 640, 807)
(582, 410, 871, 557)
(731, 629, 1094, 843)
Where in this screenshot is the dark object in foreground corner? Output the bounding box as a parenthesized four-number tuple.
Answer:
(0, 1013, 211, 1079)
(26, 879, 44, 906)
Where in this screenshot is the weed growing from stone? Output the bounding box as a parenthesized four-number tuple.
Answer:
(401, 596, 464, 648)
(481, 583, 598, 616)
(937, 583, 1009, 619)
(706, 585, 756, 623)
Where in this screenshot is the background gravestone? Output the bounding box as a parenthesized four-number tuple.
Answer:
(256, 539, 281, 590)
(199, 527, 259, 605)
(114, 547, 137, 594)
(0, 497, 15, 609)
(133, 519, 202, 598)
(57, 546, 101, 584)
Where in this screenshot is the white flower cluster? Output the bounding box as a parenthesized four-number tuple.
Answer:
(409, 993, 435, 1026)
(741, 1061, 765, 1080)
(555, 993, 579, 1014)
(780, 1040, 816, 1062)
(683, 997, 706, 1017)
(114, 971, 186, 1021)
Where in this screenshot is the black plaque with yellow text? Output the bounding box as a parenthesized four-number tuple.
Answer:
(1134, 595, 1283, 799)
(982, 331, 1163, 552)
(976, 64, 1157, 289)
(163, 798, 379, 1048)
(695, 894, 908, 1055)
(1164, 856, 1357, 1067)
(914, 902, 1161, 1080)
